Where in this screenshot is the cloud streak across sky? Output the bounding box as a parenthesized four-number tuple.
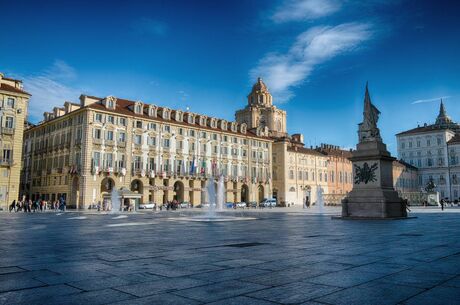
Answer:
(411, 96, 451, 104)
(21, 60, 80, 121)
(251, 22, 373, 102)
(271, 0, 341, 23)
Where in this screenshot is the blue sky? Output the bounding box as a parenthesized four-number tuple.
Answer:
(1, 0, 459, 154)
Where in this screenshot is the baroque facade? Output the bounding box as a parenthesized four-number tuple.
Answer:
(22, 93, 272, 209)
(0, 73, 30, 210)
(397, 101, 459, 199)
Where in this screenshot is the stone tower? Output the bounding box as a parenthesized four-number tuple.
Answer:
(235, 78, 287, 138)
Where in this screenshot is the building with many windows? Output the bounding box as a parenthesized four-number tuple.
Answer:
(316, 144, 353, 205)
(21, 93, 273, 209)
(396, 101, 459, 199)
(271, 134, 329, 206)
(0, 73, 30, 210)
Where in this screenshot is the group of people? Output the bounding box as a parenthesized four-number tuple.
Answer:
(160, 200, 180, 211)
(9, 197, 66, 213)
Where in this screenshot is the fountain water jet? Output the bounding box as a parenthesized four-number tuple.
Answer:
(174, 175, 256, 222)
(316, 186, 325, 214)
(110, 188, 121, 213)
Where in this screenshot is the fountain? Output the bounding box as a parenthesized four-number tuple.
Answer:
(172, 175, 256, 222)
(110, 188, 121, 213)
(315, 186, 325, 214)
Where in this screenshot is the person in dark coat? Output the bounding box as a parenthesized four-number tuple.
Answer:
(9, 200, 16, 212)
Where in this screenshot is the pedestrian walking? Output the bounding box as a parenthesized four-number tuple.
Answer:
(441, 199, 445, 211)
(9, 200, 16, 212)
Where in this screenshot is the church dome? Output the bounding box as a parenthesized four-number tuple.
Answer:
(251, 77, 269, 93)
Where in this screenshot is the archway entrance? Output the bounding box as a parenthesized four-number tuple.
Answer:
(241, 184, 249, 203)
(130, 179, 143, 209)
(273, 188, 278, 201)
(173, 181, 184, 202)
(71, 177, 80, 209)
(257, 185, 264, 203)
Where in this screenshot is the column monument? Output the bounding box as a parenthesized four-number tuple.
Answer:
(341, 83, 407, 219)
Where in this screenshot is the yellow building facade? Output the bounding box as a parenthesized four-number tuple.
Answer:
(0, 73, 30, 210)
(22, 94, 273, 209)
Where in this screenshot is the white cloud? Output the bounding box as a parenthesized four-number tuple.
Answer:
(21, 60, 80, 122)
(44, 59, 77, 80)
(411, 96, 451, 104)
(250, 22, 373, 102)
(272, 0, 341, 23)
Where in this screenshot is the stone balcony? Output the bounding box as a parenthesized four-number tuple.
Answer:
(0, 127, 14, 135)
(0, 158, 12, 167)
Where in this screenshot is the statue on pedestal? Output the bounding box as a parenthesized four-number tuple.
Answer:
(339, 83, 407, 219)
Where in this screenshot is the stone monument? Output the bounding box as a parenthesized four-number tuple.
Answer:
(341, 83, 407, 219)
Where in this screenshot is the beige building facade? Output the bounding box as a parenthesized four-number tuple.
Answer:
(0, 73, 30, 210)
(22, 94, 272, 209)
(270, 135, 329, 206)
(316, 144, 353, 205)
(392, 160, 418, 193)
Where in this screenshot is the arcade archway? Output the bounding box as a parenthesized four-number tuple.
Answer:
(241, 184, 249, 203)
(173, 181, 184, 202)
(257, 185, 264, 203)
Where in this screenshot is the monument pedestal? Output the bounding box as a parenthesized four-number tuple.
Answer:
(341, 141, 407, 219)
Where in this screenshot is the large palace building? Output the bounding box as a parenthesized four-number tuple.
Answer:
(21, 88, 273, 209)
(397, 101, 460, 200)
(0, 73, 31, 210)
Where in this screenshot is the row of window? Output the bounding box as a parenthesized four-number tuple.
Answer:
(401, 149, 444, 158)
(400, 137, 444, 149)
(288, 155, 329, 167)
(92, 152, 269, 178)
(402, 157, 445, 167)
(287, 170, 352, 183)
(30, 114, 84, 138)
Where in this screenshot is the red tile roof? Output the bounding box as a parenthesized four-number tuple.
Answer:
(287, 146, 325, 156)
(0, 83, 31, 96)
(86, 97, 272, 140)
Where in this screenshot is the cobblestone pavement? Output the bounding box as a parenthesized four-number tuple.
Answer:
(1, 209, 459, 304)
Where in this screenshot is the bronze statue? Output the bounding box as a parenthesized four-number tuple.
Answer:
(358, 82, 382, 143)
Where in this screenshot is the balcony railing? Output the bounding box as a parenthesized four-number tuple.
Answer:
(117, 141, 126, 148)
(105, 140, 115, 146)
(0, 127, 14, 135)
(0, 158, 13, 166)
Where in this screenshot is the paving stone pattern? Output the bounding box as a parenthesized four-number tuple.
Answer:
(0, 210, 460, 304)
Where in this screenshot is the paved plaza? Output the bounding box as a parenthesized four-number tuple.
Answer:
(1, 208, 460, 304)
